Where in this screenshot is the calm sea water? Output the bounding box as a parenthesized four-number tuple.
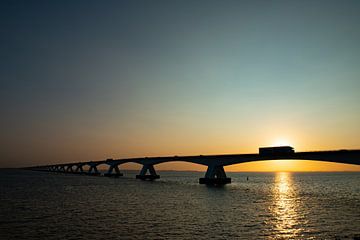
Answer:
(1, 170, 360, 239)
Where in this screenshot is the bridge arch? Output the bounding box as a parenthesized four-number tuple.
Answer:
(217, 152, 360, 167)
(151, 161, 207, 172)
(224, 159, 360, 172)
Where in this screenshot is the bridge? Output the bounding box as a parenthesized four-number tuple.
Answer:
(27, 148, 360, 185)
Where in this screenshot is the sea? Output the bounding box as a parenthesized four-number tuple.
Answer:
(0, 169, 359, 239)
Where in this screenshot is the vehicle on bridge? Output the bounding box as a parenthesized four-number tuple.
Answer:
(259, 146, 295, 156)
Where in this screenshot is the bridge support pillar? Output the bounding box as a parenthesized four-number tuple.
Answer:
(199, 165, 231, 185)
(87, 164, 101, 176)
(66, 165, 74, 173)
(74, 164, 85, 174)
(104, 164, 123, 177)
(136, 164, 160, 180)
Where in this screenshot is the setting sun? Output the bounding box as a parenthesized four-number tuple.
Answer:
(272, 138, 292, 147)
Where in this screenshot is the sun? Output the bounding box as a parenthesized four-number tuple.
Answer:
(273, 138, 292, 147)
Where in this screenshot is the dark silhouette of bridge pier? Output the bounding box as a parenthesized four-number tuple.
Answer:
(27, 148, 360, 185)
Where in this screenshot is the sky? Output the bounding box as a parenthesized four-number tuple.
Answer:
(1, 0, 360, 171)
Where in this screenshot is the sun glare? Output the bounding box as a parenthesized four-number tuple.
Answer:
(273, 139, 292, 147)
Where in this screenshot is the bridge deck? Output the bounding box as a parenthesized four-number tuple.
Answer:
(33, 149, 360, 169)
(27, 149, 360, 185)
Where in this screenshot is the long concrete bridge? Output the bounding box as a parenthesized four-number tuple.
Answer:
(27, 148, 360, 184)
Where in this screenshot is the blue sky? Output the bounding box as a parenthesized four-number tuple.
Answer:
(1, 0, 359, 168)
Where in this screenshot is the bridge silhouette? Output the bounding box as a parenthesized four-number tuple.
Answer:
(28, 149, 360, 184)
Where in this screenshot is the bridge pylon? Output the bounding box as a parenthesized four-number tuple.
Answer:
(104, 162, 123, 177)
(60, 165, 66, 173)
(66, 165, 74, 173)
(74, 163, 85, 174)
(199, 165, 231, 185)
(87, 162, 101, 176)
(136, 164, 160, 180)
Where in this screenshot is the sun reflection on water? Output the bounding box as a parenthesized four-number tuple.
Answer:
(270, 172, 304, 239)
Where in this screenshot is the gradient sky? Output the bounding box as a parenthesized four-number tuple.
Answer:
(1, 0, 360, 171)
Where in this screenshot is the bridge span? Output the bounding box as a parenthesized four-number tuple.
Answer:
(27, 149, 360, 185)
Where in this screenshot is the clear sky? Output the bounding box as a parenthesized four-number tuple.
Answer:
(1, 0, 359, 171)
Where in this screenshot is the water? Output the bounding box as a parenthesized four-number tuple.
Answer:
(1, 170, 360, 239)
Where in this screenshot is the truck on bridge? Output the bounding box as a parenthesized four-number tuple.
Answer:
(259, 146, 295, 156)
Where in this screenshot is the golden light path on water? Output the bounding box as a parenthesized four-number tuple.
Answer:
(270, 172, 306, 239)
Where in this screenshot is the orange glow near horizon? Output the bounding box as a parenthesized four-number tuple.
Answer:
(225, 160, 360, 172)
(90, 133, 360, 172)
(5, 125, 360, 171)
